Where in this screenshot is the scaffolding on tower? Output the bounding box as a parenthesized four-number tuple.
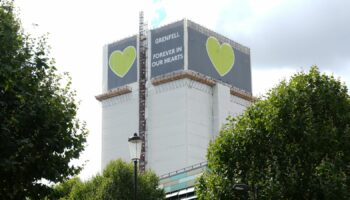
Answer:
(138, 11, 148, 172)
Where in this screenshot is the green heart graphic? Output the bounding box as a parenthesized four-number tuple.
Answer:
(206, 36, 235, 76)
(109, 46, 136, 78)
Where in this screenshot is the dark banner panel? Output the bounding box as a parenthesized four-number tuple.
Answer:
(151, 21, 184, 78)
(107, 36, 137, 90)
(187, 27, 252, 93)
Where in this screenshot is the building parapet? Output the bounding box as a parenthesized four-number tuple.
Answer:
(230, 87, 256, 102)
(95, 86, 132, 101)
(151, 70, 216, 87)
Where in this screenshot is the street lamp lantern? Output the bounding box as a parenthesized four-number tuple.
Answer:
(128, 133, 142, 161)
(128, 133, 142, 200)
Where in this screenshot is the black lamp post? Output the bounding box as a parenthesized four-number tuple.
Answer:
(128, 133, 142, 200)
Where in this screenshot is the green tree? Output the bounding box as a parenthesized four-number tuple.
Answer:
(0, 1, 88, 199)
(196, 67, 350, 200)
(50, 177, 83, 200)
(51, 159, 165, 200)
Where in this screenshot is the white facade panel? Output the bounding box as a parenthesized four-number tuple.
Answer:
(100, 79, 251, 175)
(101, 89, 138, 169)
(186, 82, 213, 166)
(213, 84, 231, 136)
(147, 81, 188, 175)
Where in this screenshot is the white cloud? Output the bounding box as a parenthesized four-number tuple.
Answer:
(149, 0, 232, 29)
(253, 66, 350, 98)
(252, 67, 297, 96)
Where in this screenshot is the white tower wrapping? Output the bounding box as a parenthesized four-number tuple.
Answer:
(97, 19, 254, 175)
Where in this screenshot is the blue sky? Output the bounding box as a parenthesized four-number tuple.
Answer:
(151, 8, 166, 28)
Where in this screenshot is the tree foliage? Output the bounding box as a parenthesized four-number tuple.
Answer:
(0, 1, 88, 199)
(196, 67, 350, 199)
(50, 159, 165, 200)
